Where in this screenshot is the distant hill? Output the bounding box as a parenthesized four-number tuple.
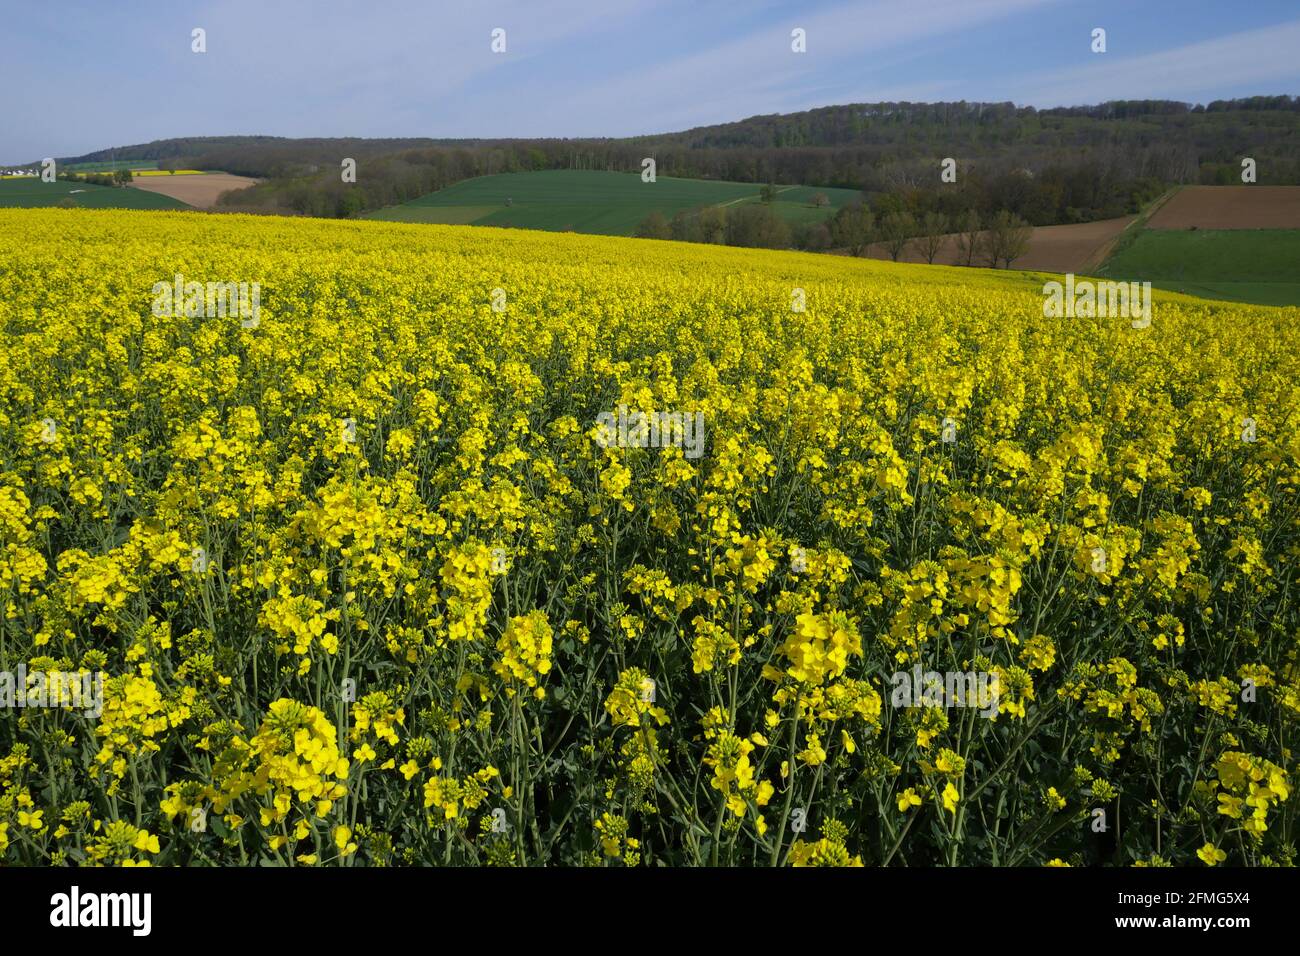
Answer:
(50, 96, 1300, 183)
(50, 137, 469, 178)
(40, 96, 1300, 225)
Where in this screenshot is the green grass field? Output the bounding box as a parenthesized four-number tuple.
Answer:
(1098, 228, 1300, 307)
(0, 179, 189, 210)
(365, 170, 862, 235)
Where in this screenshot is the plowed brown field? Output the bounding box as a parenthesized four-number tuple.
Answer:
(127, 173, 258, 209)
(841, 215, 1134, 274)
(1146, 186, 1300, 229)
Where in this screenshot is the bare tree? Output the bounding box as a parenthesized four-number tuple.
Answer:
(879, 211, 916, 262)
(917, 211, 949, 264)
(878, 160, 927, 190)
(1002, 218, 1033, 267)
(954, 210, 982, 266)
(987, 210, 1033, 268)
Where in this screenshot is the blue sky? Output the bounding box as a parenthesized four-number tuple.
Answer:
(2, 0, 1298, 163)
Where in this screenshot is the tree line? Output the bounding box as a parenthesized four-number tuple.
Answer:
(58, 169, 134, 187)
(47, 97, 1300, 222)
(635, 196, 1034, 268)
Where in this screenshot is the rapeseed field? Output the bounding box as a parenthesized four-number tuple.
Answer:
(0, 208, 1295, 866)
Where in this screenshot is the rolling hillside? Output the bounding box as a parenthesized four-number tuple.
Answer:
(364, 170, 862, 235)
(0, 178, 189, 210)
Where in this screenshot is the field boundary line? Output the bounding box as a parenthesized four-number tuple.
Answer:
(1087, 186, 1181, 274)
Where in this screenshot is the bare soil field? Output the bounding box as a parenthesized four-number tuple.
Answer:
(837, 215, 1134, 275)
(994, 216, 1133, 273)
(127, 173, 258, 209)
(1146, 186, 1300, 229)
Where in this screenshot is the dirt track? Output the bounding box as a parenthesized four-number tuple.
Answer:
(841, 215, 1133, 274)
(1145, 186, 1300, 229)
(128, 173, 258, 209)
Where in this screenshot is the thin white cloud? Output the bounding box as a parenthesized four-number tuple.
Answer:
(527, 0, 1059, 133)
(981, 18, 1300, 106)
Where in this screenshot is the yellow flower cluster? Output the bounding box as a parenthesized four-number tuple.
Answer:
(95, 674, 194, 780)
(250, 700, 349, 811)
(494, 610, 554, 694)
(1213, 751, 1291, 839)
